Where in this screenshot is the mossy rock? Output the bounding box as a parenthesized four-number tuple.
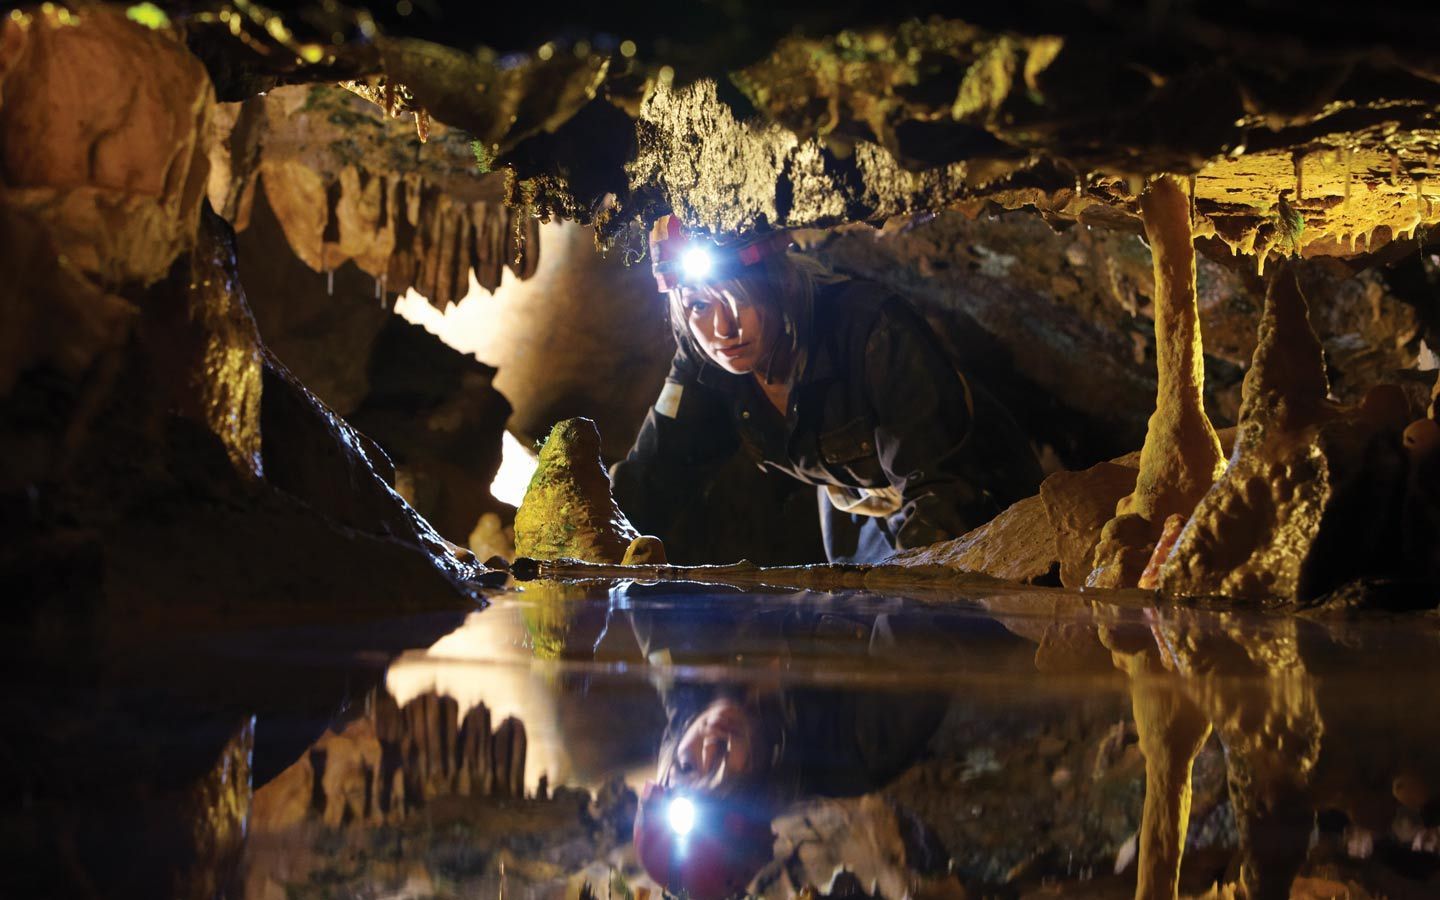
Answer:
(513, 417, 640, 563)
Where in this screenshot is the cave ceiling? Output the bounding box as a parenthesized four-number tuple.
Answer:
(89, 0, 1440, 280)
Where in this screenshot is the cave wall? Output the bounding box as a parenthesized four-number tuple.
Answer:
(0, 7, 480, 635)
(394, 220, 671, 461)
(808, 210, 1429, 468)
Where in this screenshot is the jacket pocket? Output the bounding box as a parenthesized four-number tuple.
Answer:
(819, 417, 885, 485)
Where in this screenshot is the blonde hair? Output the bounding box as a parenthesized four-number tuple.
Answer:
(667, 250, 840, 382)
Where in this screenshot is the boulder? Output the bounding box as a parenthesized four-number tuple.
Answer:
(888, 494, 1059, 584)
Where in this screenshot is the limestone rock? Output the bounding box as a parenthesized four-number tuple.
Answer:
(208, 85, 539, 310)
(1091, 176, 1225, 588)
(1039, 462, 1137, 589)
(1158, 266, 1409, 601)
(888, 494, 1058, 584)
(514, 418, 643, 563)
(0, 5, 213, 287)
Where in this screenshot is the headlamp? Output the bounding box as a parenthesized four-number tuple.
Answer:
(680, 246, 715, 282)
(649, 215, 793, 293)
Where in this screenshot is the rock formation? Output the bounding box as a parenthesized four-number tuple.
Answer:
(1, 6, 484, 641)
(1089, 176, 1226, 589)
(514, 417, 660, 564)
(1158, 265, 1411, 602)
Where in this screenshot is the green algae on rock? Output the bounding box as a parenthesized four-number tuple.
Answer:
(514, 417, 658, 564)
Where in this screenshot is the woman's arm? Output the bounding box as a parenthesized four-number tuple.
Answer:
(610, 352, 739, 538)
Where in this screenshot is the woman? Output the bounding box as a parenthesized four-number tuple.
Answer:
(611, 216, 1041, 564)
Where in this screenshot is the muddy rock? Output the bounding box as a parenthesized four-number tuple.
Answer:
(515, 417, 648, 563)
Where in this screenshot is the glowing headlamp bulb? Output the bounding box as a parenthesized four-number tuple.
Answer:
(667, 796, 696, 836)
(680, 246, 714, 282)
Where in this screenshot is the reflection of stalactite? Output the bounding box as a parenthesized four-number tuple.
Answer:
(251, 690, 529, 834)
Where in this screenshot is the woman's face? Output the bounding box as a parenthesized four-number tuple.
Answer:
(680, 285, 771, 375)
(662, 698, 758, 791)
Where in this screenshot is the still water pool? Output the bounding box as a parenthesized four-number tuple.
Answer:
(5, 577, 1440, 899)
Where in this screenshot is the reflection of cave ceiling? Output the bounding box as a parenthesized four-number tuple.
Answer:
(169, 0, 1440, 273)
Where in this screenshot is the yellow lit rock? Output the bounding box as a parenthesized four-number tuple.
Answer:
(1089, 176, 1225, 588)
(513, 417, 647, 563)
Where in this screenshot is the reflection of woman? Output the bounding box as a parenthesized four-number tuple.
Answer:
(618, 586, 1027, 898)
(611, 217, 1042, 564)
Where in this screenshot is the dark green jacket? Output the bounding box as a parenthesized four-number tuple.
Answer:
(612, 279, 1041, 552)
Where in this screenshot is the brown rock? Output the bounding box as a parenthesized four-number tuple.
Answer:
(890, 494, 1058, 584)
(0, 6, 212, 286)
(1038, 462, 1137, 589)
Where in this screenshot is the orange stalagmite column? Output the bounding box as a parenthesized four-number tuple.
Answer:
(1089, 175, 1225, 588)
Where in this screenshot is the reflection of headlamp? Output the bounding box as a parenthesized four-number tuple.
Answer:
(667, 795, 697, 837)
(633, 781, 775, 900)
(649, 215, 792, 292)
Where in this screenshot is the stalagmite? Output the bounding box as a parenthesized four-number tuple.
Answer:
(513, 417, 658, 564)
(1088, 176, 1225, 588)
(1157, 263, 1409, 601)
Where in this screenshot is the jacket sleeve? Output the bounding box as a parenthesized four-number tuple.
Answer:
(863, 300, 997, 550)
(610, 351, 739, 538)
